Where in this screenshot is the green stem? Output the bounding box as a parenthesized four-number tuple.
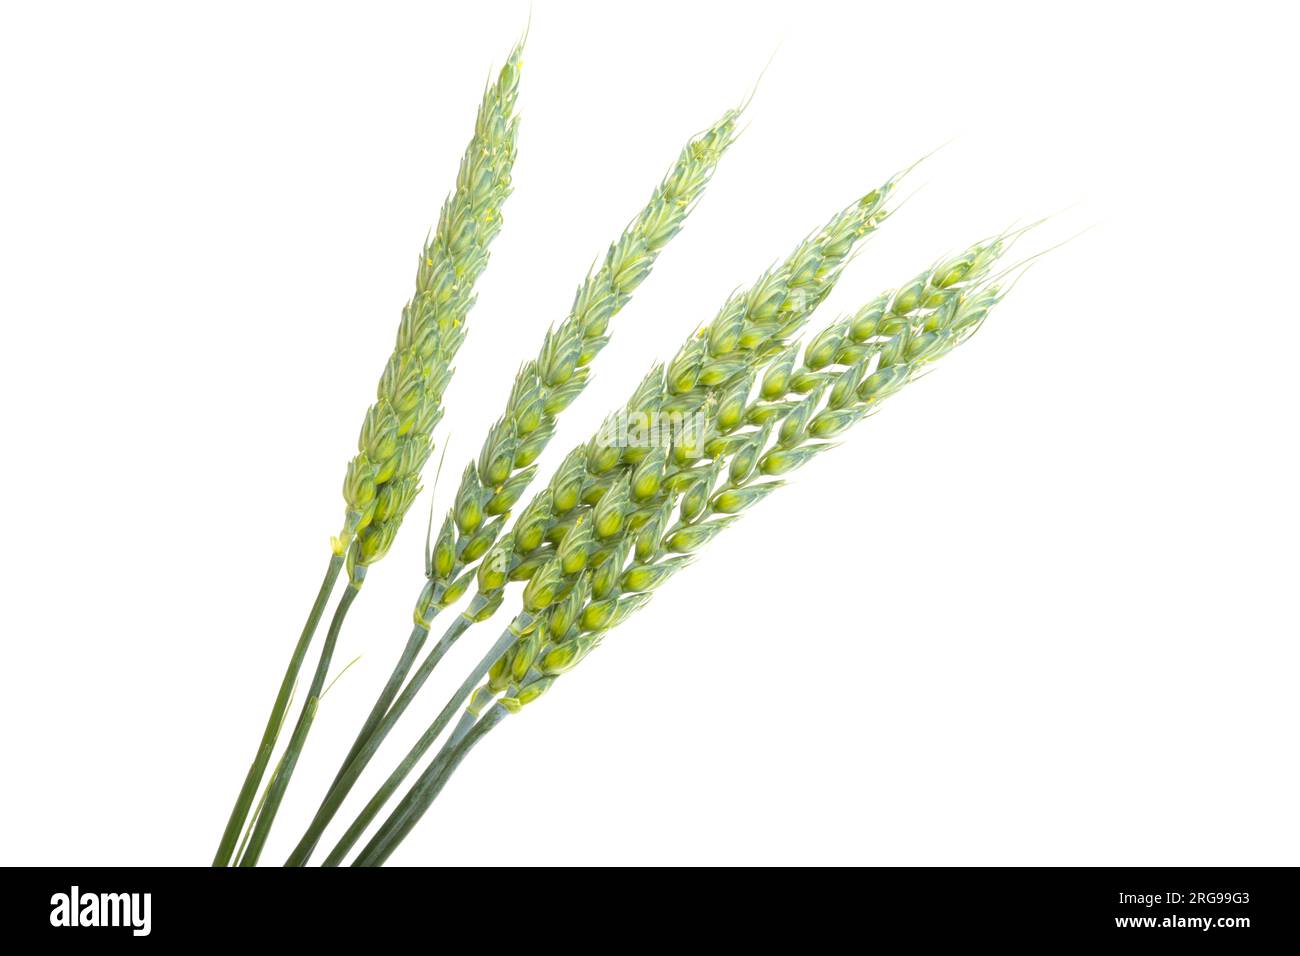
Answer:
(321, 617, 525, 866)
(238, 580, 361, 866)
(212, 553, 343, 867)
(445, 709, 479, 750)
(353, 704, 509, 867)
(286, 607, 477, 866)
(330, 622, 432, 790)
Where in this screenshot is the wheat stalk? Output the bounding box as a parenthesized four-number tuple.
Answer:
(311, 177, 907, 866)
(216, 43, 524, 868)
(350, 233, 1016, 865)
(284, 105, 742, 866)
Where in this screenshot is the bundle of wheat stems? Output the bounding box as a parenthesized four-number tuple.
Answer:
(214, 37, 1043, 866)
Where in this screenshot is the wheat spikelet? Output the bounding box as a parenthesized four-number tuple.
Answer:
(336, 44, 524, 582)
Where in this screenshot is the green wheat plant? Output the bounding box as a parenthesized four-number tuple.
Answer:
(213, 42, 524, 867)
(212, 32, 1049, 868)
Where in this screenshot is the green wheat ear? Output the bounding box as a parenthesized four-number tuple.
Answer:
(336, 42, 524, 579)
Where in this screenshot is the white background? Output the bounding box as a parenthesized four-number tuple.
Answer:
(2, 1, 1296, 866)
